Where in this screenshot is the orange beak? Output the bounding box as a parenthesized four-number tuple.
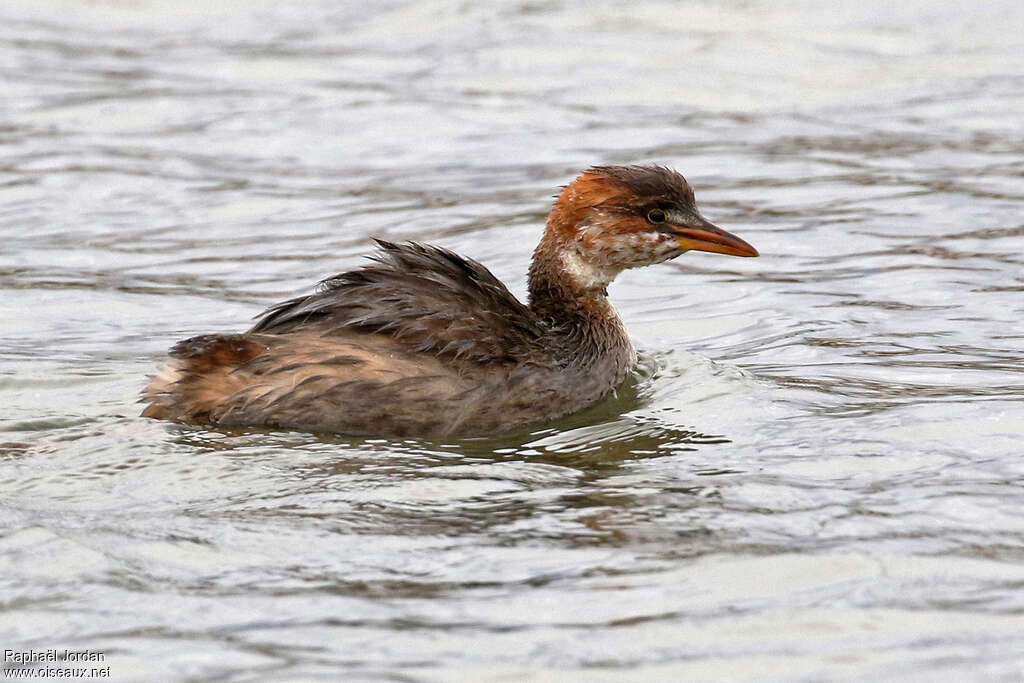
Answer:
(672, 217, 759, 258)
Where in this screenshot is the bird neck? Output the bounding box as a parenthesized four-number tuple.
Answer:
(527, 235, 632, 369)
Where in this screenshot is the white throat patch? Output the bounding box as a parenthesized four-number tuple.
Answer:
(558, 249, 620, 292)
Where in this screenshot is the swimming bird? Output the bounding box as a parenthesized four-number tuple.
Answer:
(142, 165, 758, 437)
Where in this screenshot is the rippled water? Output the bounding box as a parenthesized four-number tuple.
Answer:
(3, 1, 1024, 680)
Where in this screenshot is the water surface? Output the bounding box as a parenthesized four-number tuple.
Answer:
(3, 1, 1024, 680)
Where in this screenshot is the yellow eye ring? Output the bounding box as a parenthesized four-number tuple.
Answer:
(646, 209, 667, 224)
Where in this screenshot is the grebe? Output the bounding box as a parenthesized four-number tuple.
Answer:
(142, 165, 758, 437)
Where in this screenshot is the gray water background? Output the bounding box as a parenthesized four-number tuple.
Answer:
(2, 1, 1024, 680)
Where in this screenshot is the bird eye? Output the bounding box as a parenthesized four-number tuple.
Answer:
(646, 209, 667, 224)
